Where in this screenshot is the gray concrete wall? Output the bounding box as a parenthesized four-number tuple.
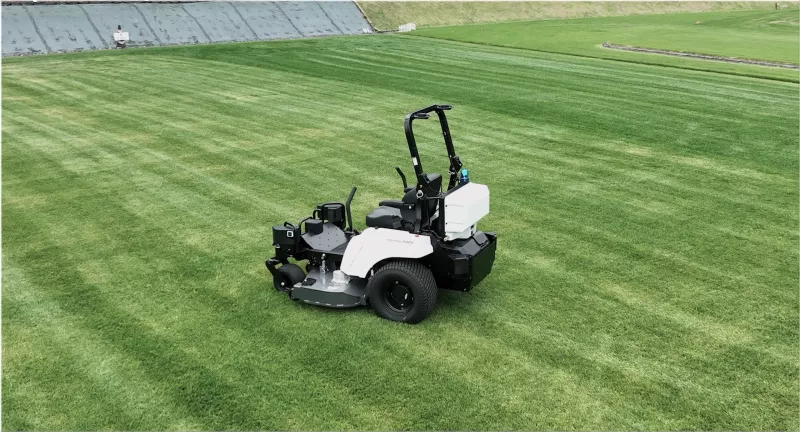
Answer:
(2, 1, 372, 56)
(276, 2, 341, 37)
(318, 1, 371, 35)
(82, 3, 161, 47)
(2, 6, 50, 55)
(229, 2, 301, 41)
(182, 2, 256, 43)
(27, 4, 108, 52)
(135, 3, 209, 45)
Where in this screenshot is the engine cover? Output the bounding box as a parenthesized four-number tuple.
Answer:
(444, 182, 490, 240)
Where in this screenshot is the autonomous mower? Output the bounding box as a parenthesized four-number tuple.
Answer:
(265, 104, 497, 323)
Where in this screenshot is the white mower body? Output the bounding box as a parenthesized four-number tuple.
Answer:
(340, 227, 433, 278)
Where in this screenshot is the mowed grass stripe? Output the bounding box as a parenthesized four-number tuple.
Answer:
(3, 54, 796, 428)
(1, 56, 544, 428)
(1, 127, 424, 427)
(410, 10, 800, 82)
(3, 34, 798, 430)
(4, 46, 792, 320)
(3, 56, 448, 198)
(2, 260, 207, 430)
(4, 61, 399, 212)
(193, 37, 796, 171)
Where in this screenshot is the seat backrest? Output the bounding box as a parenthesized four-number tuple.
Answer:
(397, 173, 443, 229)
(420, 173, 442, 222)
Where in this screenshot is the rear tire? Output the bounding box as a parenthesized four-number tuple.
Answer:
(273, 263, 305, 293)
(367, 260, 437, 324)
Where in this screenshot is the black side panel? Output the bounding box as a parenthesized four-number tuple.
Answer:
(470, 233, 496, 288)
(427, 231, 497, 291)
(273, 224, 300, 256)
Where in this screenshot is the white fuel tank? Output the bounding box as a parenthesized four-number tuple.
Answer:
(444, 182, 490, 240)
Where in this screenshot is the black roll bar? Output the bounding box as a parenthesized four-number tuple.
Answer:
(403, 104, 463, 190)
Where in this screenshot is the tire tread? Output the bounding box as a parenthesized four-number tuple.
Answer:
(369, 259, 437, 323)
(274, 263, 305, 292)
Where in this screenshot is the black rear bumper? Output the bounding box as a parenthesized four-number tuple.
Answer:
(469, 232, 497, 289)
(429, 231, 497, 292)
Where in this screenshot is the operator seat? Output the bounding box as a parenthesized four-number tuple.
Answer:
(365, 173, 442, 230)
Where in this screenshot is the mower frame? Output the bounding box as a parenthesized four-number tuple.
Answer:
(264, 104, 497, 322)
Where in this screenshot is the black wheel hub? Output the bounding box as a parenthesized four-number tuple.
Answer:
(385, 281, 414, 312)
(275, 275, 291, 292)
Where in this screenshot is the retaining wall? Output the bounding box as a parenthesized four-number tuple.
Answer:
(1, 1, 372, 56)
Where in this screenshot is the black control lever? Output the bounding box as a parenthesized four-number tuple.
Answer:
(394, 167, 408, 189)
(345, 186, 357, 232)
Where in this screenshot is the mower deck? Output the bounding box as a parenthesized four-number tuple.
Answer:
(289, 268, 368, 308)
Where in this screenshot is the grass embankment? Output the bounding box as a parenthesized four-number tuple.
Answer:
(358, 1, 789, 30)
(3, 34, 799, 430)
(413, 9, 800, 81)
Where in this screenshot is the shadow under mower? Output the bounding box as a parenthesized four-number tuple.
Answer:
(265, 104, 497, 324)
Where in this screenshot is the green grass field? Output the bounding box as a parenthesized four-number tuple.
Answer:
(358, 1, 783, 31)
(414, 9, 800, 81)
(3, 12, 799, 431)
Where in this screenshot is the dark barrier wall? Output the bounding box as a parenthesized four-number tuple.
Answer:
(1, 1, 372, 56)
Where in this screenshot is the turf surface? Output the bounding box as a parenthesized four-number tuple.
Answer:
(3, 28, 799, 431)
(358, 1, 778, 31)
(414, 9, 800, 81)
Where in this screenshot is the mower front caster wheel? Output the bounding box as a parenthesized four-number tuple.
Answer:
(367, 260, 437, 324)
(274, 263, 305, 293)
